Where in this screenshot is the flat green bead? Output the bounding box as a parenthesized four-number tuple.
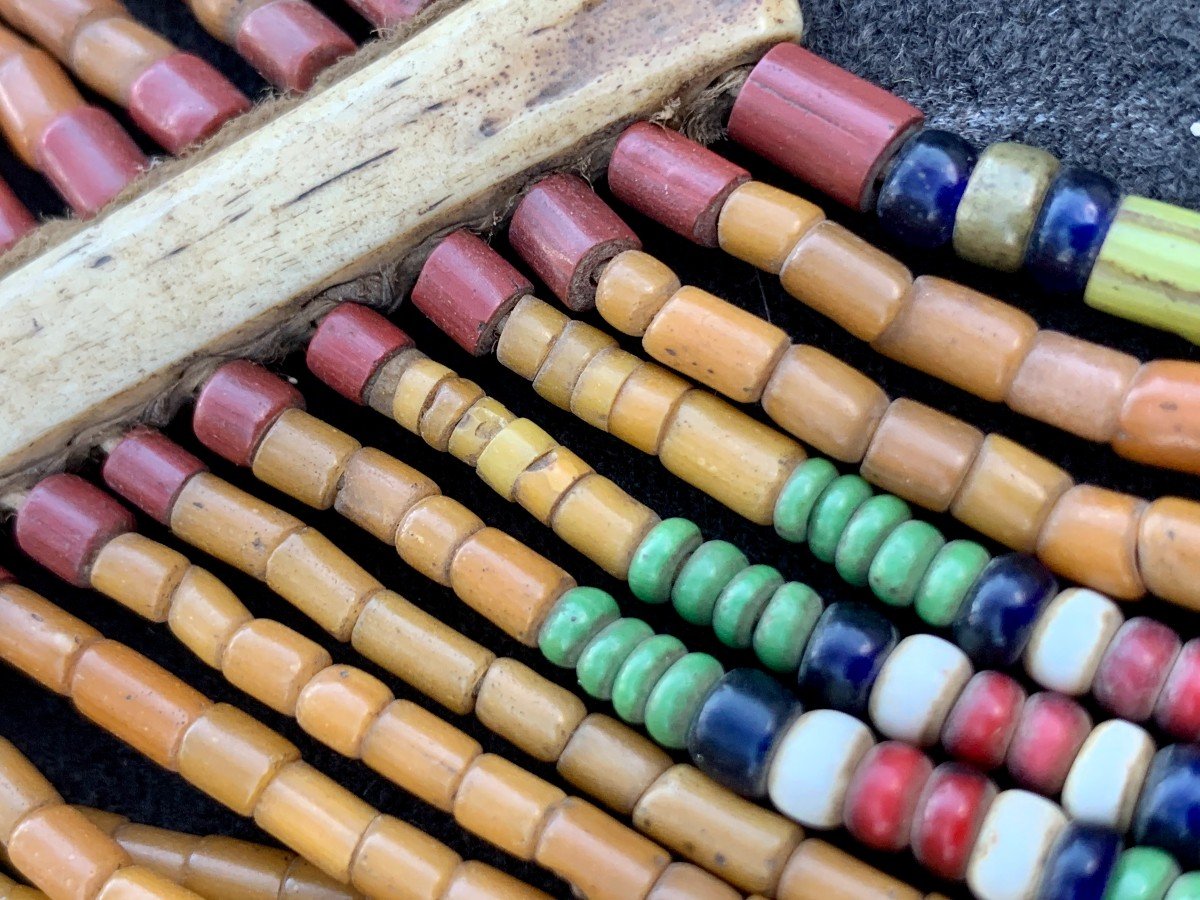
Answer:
(712, 564, 784, 648)
(576, 618, 654, 701)
(868, 519, 946, 607)
(1166, 873, 1200, 900)
(671, 540, 748, 626)
(834, 493, 911, 586)
(752, 582, 824, 673)
(644, 652, 723, 749)
(1105, 847, 1181, 900)
(538, 586, 620, 667)
(808, 475, 874, 564)
(628, 518, 702, 605)
(913, 540, 990, 627)
(611, 634, 687, 725)
(774, 458, 839, 543)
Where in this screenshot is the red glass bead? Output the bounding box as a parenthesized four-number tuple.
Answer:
(102, 428, 207, 525)
(911, 763, 997, 881)
(608, 122, 749, 247)
(843, 741, 933, 852)
(346, 0, 434, 27)
(0, 178, 34, 250)
(192, 360, 304, 467)
(128, 52, 250, 155)
(308, 303, 413, 403)
(1093, 617, 1181, 722)
(1005, 692, 1092, 795)
(940, 671, 1025, 770)
(35, 106, 145, 216)
(509, 173, 641, 311)
(728, 43, 924, 211)
(235, 0, 355, 93)
(1155, 638, 1200, 741)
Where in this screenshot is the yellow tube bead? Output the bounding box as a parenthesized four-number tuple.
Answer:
(571, 347, 641, 432)
(496, 296, 569, 381)
(392, 357, 455, 433)
(264, 529, 381, 641)
(550, 473, 661, 579)
(533, 321, 617, 410)
(476, 419, 557, 500)
(252, 409, 361, 510)
(512, 445, 594, 525)
(717, 181, 824, 274)
(90, 533, 189, 623)
(447, 396, 516, 466)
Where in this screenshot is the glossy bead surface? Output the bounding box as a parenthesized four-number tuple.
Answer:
(912, 763, 996, 880)
(38, 106, 146, 216)
(193, 360, 303, 467)
(842, 741, 932, 851)
(1093, 618, 1182, 722)
(767, 709, 874, 828)
(868, 633, 972, 747)
(1157, 640, 1200, 741)
(1062, 719, 1154, 832)
(308, 303, 412, 404)
(1139, 498, 1200, 613)
(234, 0, 354, 92)
(1024, 589, 1124, 696)
(1166, 873, 1200, 900)
(1132, 745, 1200, 868)
(967, 790, 1067, 900)
(128, 52, 250, 154)
(876, 129, 977, 250)
(1114, 362, 1200, 478)
(1005, 693, 1092, 795)
(1106, 847, 1181, 900)
(1035, 823, 1122, 900)
(941, 671, 1026, 770)
(797, 602, 897, 716)
(1025, 166, 1122, 294)
(952, 554, 1056, 668)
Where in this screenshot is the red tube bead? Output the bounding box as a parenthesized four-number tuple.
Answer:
(410, 230, 532, 355)
(608, 122, 749, 247)
(15, 474, 134, 587)
(1093, 617, 1181, 722)
(911, 763, 996, 881)
(728, 43, 925, 211)
(940, 671, 1025, 771)
(193, 360, 304, 467)
(1005, 693, 1091, 795)
(102, 428, 207, 525)
(1157, 639, 1200, 741)
(128, 52, 250, 154)
(308, 303, 413, 403)
(843, 741, 932, 852)
(35, 106, 145, 216)
(0, 177, 35, 250)
(347, 0, 437, 28)
(235, 0, 356, 93)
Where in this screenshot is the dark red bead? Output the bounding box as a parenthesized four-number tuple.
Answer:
(940, 671, 1025, 770)
(843, 741, 932, 852)
(1157, 639, 1200, 741)
(308, 303, 413, 403)
(128, 52, 250, 155)
(35, 106, 145, 216)
(0, 567, 12, 584)
(235, 0, 356, 92)
(0, 178, 35, 250)
(1093, 618, 1181, 722)
(411, 230, 532, 355)
(193, 360, 304, 467)
(102, 428, 207, 525)
(15, 475, 134, 587)
(608, 122, 749, 247)
(346, 0, 434, 27)
(911, 763, 997, 880)
(1006, 692, 1091, 795)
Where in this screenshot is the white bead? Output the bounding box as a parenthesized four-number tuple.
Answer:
(767, 709, 874, 829)
(1024, 588, 1124, 695)
(868, 633, 973, 746)
(1061, 718, 1154, 832)
(967, 790, 1067, 900)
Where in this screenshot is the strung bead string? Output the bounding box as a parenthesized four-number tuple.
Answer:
(11, 474, 724, 900)
(0, 573, 546, 900)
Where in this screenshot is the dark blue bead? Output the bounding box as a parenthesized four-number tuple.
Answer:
(687, 668, 800, 798)
(796, 602, 897, 716)
(1024, 166, 1121, 294)
(875, 129, 977, 250)
(1036, 823, 1123, 900)
(1132, 744, 1200, 869)
(952, 553, 1056, 668)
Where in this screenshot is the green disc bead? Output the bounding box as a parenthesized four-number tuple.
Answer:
(576, 618, 655, 701)
(1105, 847, 1180, 900)
(774, 457, 839, 543)
(644, 652, 724, 749)
(628, 517, 703, 604)
(807, 475, 874, 564)
(712, 564, 784, 648)
(611, 633, 688, 725)
(834, 493, 911, 586)
(868, 519, 946, 607)
(671, 540, 748, 626)
(538, 586, 620, 667)
(752, 582, 824, 673)
(913, 540, 990, 627)
(1166, 873, 1200, 900)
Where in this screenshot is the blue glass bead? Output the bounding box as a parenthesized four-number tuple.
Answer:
(1133, 744, 1200, 869)
(687, 667, 800, 798)
(796, 602, 897, 716)
(1036, 823, 1123, 900)
(1025, 166, 1121, 294)
(876, 129, 978, 250)
(952, 553, 1056, 668)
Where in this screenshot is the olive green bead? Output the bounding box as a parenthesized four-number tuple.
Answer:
(834, 493, 911, 586)
(712, 564, 784, 648)
(869, 519, 946, 607)
(1166, 873, 1200, 900)
(671, 539, 748, 626)
(538, 586, 620, 667)
(914, 540, 990, 627)
(774, 457, 839, 543)
(1105, 847, 1180, 900)
(752, 582, 824, 673)
(644, 652, 724, 749)
(628, 517, 702, 604)
(577, 617, 655, 700)
(808, 475, 874, 564)
(611, 633, 687, 725)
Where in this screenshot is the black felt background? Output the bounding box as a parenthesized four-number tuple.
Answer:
(1, 2, 1198, 897)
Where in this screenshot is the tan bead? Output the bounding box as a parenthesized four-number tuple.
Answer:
(718, 182, 824, 274)
(454, 754, 565, 860)
(361, 700, 480, 813)
(95, 866, 197, 900)
(1037, 486, 1147, 599)
(643, 286, 790, 402)
(365, 348, 422, 417)
(7, 805, 127, 900)
(660, 392, 806, 525)
(872, 276, 1038, 402)
(396, 496, 485, 586)
(72, 640, 210, 770)
(513, 446, 594, 524)
(413, 377, 482, 451)
(107, 823, 191, 881)
(447, 397, 516, 466)
(610, 365, 692, 454)
(76, 806, 129, 835)
(496, 296, 570, 381)
(648, 862, 741, 900)
(72, 17, 173, 103)
(762, 345, 889, 463)
(351, 591, 494, 715)
(252, 409, 361, 510)
(596, 250, 681, 336)
(1113, 361, 1200, 474)
(550, 474, 661, 578)
(295, 665, 392, 759)
(89, 533, 189, 624)
(535, 797, 670, 900)
(0, 738, 59, 844)
(1139, 498, 1200, 611)
(334, 447, 438, 544)
(450, 528, 575, 645)
(178, 703, 300, 816)
(571, 347, 642, 432)
(1006, 331, 1140, 443)
(265, 529, 381, 641)
(444, 861, 548, 900)
(557, 715, 672, 816)
(186, 836, 289, 898)
(0, 874, 43, 900)
(0, 584, 102, 695)
(166, 567, 252, 669)
(476, 419, 557, 500)
(392, 357, 455, 433)
(475, 658, 587, 763)
(221, 619, 332, 715)
(861, 399, 983, 512)
(777, 840, 921, 900)
(171, 474, 302, 580)
(284, 857, 359, 900)
(951, 435, 1074, 552)
(350, 815, 459, 900)
(780, 221, 912, 341)
(634, 765, 802, 895)
(533, 321, 618, 410)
